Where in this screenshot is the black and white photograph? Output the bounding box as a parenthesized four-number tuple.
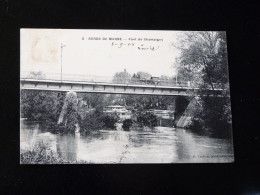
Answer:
(20, 29, 234, 164)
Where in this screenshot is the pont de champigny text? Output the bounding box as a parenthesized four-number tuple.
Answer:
(82, 37, 163, 42)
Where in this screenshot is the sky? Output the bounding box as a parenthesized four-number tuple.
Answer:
(21, 29, 182, 77)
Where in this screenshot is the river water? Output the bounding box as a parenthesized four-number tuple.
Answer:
(20, 120, 234, 163)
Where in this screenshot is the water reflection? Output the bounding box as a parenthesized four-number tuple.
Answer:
(175, 129, 197, 162)
(175, 129, 234, 163)
(20, 120, 234, 163)
(56, 134, 79, 161)
(20, 121, 57, 152)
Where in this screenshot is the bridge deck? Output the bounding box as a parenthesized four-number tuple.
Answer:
(20, 71, 189, 87)
(20, 78, 222, 96)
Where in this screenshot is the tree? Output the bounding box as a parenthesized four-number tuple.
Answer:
(174, 31, 232, 134)
(175, 31, 229, 90)
(79, 109, 119, 132)
(121, 94, 175, 110)
(136, 111, 157, 127)
(60, 91, 78, 125)
(78, 93, 107, 111)
(160, 75, 170, 80)
(135, 71, 152, 80)
(113, 70, 132, 84)
(122, 119, 133, 130)
(20, 90, 65, 122)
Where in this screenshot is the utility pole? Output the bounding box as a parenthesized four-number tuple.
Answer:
(175, 57, 178, 85)
(61, 43, 66, 82)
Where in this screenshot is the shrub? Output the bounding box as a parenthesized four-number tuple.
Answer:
(79, 111, 119, 133)
(122, 119, 133, 130)
(79, 112, 104, 132)
(101, 115, 119, 129)
(136, 111, 157, 127)
(20, 141, 67, 164)
(49, 122, 76, 134)
(20, 141, 90, 164)
(187, 118, 204, 133)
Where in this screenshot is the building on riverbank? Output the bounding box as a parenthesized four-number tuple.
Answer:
(151, 109, 175, 120)
(149, 109, 175, 127)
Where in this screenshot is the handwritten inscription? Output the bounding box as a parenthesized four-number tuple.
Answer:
(111, 42, 159, 51)
(138, 44, 159, 51)
(112, 42, 135, 48)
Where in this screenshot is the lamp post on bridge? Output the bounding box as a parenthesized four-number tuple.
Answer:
(60, 43, 66, 82)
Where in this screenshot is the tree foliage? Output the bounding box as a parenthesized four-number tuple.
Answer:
(135, 71, 152, 80)
(174, 31, 232, 134)
(78, 93, 111, 111)
(175, 31, 229, 90)
(122, 119, 133, 130)
(120, 95, 175, 110)
(135, 111, 157, 127)
(21, 71, 64, 122)
(79, 110, 119, 132)
(113, 70, 132, 84)
(20, 90, 65, 122)
(58, 91, 79, 133)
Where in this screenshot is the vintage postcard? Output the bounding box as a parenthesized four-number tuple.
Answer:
(20, 29, 234, 163)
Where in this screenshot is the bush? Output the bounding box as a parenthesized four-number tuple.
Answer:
(101, 115, 119, 129)
(49, 107, 80, 134)
(49, 122, 76, 134)
(122, 119, 133, 130)
(20, 141, 90, 164)
(136, 111, 157, 127)
(187, 118, 204, 133)
(187, 117, 232, 138)
(79, 111, 119, 133)
(20, 141, 68, 164)
(79, 112, 104, 133)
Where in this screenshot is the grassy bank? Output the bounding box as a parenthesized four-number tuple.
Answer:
(20, 142, 91, 164)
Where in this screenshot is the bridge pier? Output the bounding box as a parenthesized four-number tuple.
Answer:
(174, 96, 190, 124)
(175, 97, 199, 128)
(57, 91, 79, 131)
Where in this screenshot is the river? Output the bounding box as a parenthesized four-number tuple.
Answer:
(20, 120, 234, 163)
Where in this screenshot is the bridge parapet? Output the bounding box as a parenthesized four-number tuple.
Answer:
(20, 77, 223, 97)
(20, 71, 190, 88)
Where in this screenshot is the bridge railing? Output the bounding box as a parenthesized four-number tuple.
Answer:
(21, 71, 215, 88)
(112, 77, 189, 87)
